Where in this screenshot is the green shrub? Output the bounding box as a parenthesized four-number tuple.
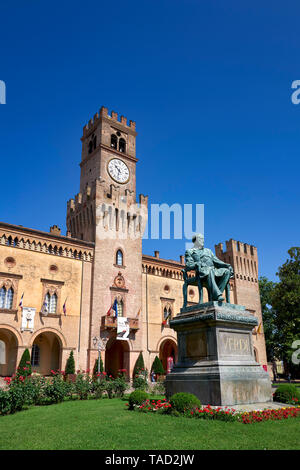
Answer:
(113, 374, 129, 398)
(151, 356, 165, 375)
(133, 375, 148, 391)
(74, 373, 92, 400)
(0, 390, 11, 415)
(91, 379, 106, 399)
(9, 382, 26, 413)
(17, 348, 32, 377)
(65, 351, 75, 375)
(152, 381, 166, 396)
(44, 373, 67, 404)
(133, 352, 145, 378)
(103, 379, 115, 399)
(170, 392, 201, 414)
(274, 384, 300, 404)
(22, 375, 46, 405)
(93, 357, 104, 377)
(128, 390, 149, 410)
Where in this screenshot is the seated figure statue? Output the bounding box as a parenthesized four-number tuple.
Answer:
(182, 233, 234, 308)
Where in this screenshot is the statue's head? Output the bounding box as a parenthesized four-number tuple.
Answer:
(192, 233, 204, 249)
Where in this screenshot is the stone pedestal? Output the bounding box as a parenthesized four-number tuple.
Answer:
(165, 302, 272, 406)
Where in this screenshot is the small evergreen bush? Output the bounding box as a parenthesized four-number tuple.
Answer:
(133, 352, 145, 377)
(128, 390, 149, 410)
(93, 357, 104, 377)
(169, 392, 201, 414)
(151, 356, 165, 376)
(17, 349, 32, 377)
(274, 384, 300, 404)
(65, 350, 75, 375)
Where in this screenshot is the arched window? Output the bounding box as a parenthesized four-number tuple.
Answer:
(116, 250, 123, 266)
(119, 138, 126, 153)
(0, 287, 14, 309)
(111, 134, 118, 149)
(31, 344, 40, 367)
(117, 299, 123, 317)
(46, 292, 57, 314)
(88, 134, 96, 154)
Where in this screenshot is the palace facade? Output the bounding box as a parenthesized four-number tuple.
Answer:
(0, 107, 268, 378)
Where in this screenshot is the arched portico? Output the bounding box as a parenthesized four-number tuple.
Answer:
(159, 338, 178, 374)
(0, 327, 19, 376)
(105, 337, 130, 378)
(30, 330, 63, 375)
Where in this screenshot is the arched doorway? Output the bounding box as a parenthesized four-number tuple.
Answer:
(31, 332, 62, 375)
(159, 339, 178, 374)
(0, 328, 18, 376)
(105, 337, 130, 378)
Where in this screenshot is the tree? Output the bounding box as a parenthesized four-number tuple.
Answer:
(258, 276, 278, 361)
(271, 247, 300, 374)
(133, 352, 145, 377)
(151, 356, 165, 375)
(65, 350, 75, 375)
(17, 348, 32, 377)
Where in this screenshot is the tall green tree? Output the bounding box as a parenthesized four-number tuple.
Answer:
(271, 247, 300, 371)
(258, 276, 277, 361)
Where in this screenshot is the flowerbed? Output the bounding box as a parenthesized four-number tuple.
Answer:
(240, 407, 300, 424)
(127, 395, 300, 424)
(0, 370, 128, 417)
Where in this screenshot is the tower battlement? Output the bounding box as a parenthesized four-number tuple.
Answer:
(215, 239, 257, 257)
(82, 106, 136, 137)
(67, 178, 148, 241)
(215, 238, 258, 284)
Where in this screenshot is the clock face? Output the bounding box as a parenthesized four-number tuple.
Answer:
(107, 158, 130, 184)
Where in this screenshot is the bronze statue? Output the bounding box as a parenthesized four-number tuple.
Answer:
(182, 233, 234, 308)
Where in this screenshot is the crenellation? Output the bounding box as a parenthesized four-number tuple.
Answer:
(120, 115, 127, 125)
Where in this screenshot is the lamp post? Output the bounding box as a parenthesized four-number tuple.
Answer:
(93, 335, 109, 375)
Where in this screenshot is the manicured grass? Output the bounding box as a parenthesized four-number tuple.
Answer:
(0, 398, 299, 450)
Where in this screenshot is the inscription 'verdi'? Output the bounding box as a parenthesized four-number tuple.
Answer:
(223, 335, 250, 353)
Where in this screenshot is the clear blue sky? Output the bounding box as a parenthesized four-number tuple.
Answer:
(0, 0, 299, 281)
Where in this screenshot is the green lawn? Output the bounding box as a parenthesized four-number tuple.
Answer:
(0, 398, 299, 450)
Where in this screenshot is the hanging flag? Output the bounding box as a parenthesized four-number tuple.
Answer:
(41, 295, 48, 315)
(63, 298, 67, 315)
(18, 292, 24, 310)
(136, 308, 141, 318)
(257, 322, 262, 334)
(113, 298, 118, 318)
(106, 299, 118, 317)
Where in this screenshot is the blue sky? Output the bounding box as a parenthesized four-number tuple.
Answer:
(0, 0, 299, 281)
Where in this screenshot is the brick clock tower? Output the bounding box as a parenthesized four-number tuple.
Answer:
(67, 106, 148, 376)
